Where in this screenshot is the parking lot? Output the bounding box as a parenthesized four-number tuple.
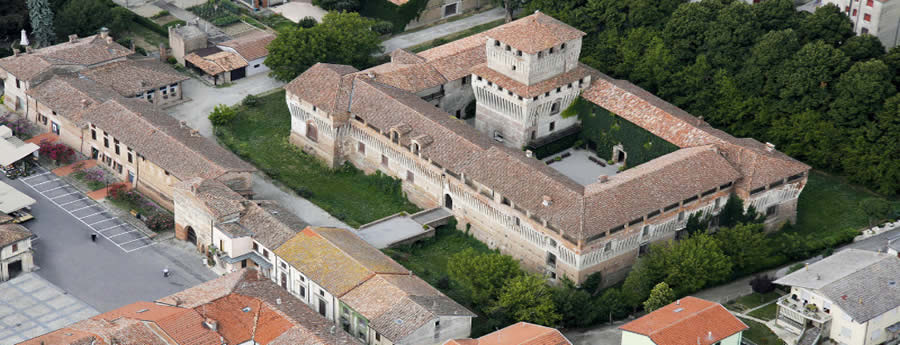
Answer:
(17, 168, 154, 252)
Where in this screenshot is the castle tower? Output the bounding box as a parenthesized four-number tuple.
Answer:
(471, 12, 591, 149)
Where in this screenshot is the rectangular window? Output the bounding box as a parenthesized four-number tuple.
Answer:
(862, 27, 869, 34)
(128, 153, 133, 163)
(701, 188, 717, 197)
(864, 13, 871, 21)
(358, 142, 365, 154)
(263, 249, 269, 258)
(91, 130, 97, 140)
(549, 122, 556, 131)
(16, 79, 21, 89)
(678, 211, 685, 222)
(867, 0, 873, 6)
(11, 243, 17, 252)
(381, 154, 388, 167)
(853, 8, 858, 15)
(299, 285, 306, 298)
(407, 171, 414, 183)
(104, 138, 109, 148)
(461, 76, 468, 85)
(766, 205, 778, 217)
(253, 242, 259, 252)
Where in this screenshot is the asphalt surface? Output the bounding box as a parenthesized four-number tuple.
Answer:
(2, 172, 217, 313)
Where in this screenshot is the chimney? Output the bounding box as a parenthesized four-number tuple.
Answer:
(12, 49, 19, 57)
(765, 142, 775, 152)
(105, 37, 113, 45)
(598, 175, 608, 183)
(366, 71, 375, 78)
(707, 331, 713, 341)
(203, 318, 218, 331)
(69, 34, 78, 43)
(805, 263, 809, 271)
(180, 120, 187, 128)
(676, 299, 680, 305)
(190, 129, 200, 137)
(99, 27, 109, 39)
(542, 195, 552, 207)
(276, 298, 282, 305)
(81, 99, 90, 108)
(25, 46, 33, 53)
(525, 150, 533, 158)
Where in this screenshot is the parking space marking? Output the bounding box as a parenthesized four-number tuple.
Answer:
(18, 175, 153, 253)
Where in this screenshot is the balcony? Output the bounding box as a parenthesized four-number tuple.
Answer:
(776, 295, 832, 327)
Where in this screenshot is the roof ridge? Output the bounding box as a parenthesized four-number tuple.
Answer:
(644, 301, 720, 337)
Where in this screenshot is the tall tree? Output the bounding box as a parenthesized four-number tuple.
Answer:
(26, 0, 55, 47)
(553, 278, 597, 327)
(659, 234, 732, 296)
(713, 223, 770, 275)
(494, 0, 525, 23)
(840, 34, 886, 62)
(798, 4, 854, 46)
(643, 282, 676, 311)
(701, 1, 761, 72)
(751, 0, 798, 32)
(662, 2, 715, 63)
(447, 249, 522, 306)
(828, 60, 896, 128)
(491, 274, 561, 326)
(774, 40, 850, 114)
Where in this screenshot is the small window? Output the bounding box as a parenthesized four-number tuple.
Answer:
(376, 333, 381, 341)
(281, 262, 287, 269)
(494, 40, 500, 46)
(407, 171, 414, 183)
(538, 51, 543, 58)
(381, 154, 388, 167)
(312, 105, 317, 112)
(91, 130, 97, 140)
(549, 122, 555, 131)
(505, 44, 511, 51)
(511, 65, 516, 71)
(253, 242, 259, 252)
(549, 47, 554, 54)
(128, 153, 133, 163)
(678, 211, 685, 222)
(299, 285, 306, 298)
(864, 13, 871, 21)
(477, 76, 482, 81)
(862, 27, 870, 34)
(164, 171, 170, 176)
(358, 141, 365, 154)
(866, 0, 873, 6)
(550, 101, 561, 114)
(561, 43, 566, 50)
(517, 50, 522, 57)
(263, 249, 269, 258)
(556, 87, 561, 93)
(104, 138, 109, 148)
(461, 76, 468, 85)
(853, 9, 858, 15)
(11, 243, 17, 252)
(766, 205, 778, 217)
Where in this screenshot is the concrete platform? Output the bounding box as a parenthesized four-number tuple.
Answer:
(270, 1, 326, 23)
(357, 212, 435, 249)
(544, 148, 621, 185)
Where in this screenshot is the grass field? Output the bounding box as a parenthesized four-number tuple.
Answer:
(730, 292, 782, 311)
(739, 317, 784, 345)
(214, 91, 420, 228)
(793, 171, 896, 236)
(748, 302, 778, 321)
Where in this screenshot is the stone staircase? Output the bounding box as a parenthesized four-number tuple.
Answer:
(798, 327, 822, 345)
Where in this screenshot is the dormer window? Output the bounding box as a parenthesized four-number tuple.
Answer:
(549, 47, 554, 54)
(495, 40, 500, 46)
(505, 45, 511, 51)
(517, 50, 522, 57)
(561, 43, 566, 50)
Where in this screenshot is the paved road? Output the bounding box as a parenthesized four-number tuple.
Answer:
(381, 8, 505, 53)
(563, 227, 900, 345)
(3, 174, 217, 313)
(166, 73, 350, 229)
(0, 274, 98, 345)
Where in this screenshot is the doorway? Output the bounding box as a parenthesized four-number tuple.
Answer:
(281, 272, 288, 289)
(51, 121, 59, 135)
(91, 148, 99, 159)
(444, 194, 453, 210)
(186, 227, 197, 245)
(7, 260, 23, 280)
(318, 299, 327, 316)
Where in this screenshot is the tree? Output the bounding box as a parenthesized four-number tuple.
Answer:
(750, 275, 775, 294)
(828, 60, 896, 128)
(713, 223, 770, 275)
(643, 282, 675, 312)
(26, 0, 55, 47)
(701, 1, 761, 72)
(662, 3, 715, 63)
(208, 104, 237, 126)
(751, 0, 799, 32)
(553, 278, 597, 327)
(859, 197, 892, 227)
(597, 288, 628, 322)
(718, 194, 760, 228)
(884, 46, 900, 88)
(775, 40, 850, 114)
(55, 0, 131, 40)
(494, 0, 526, 23)
(312, 0, 360, 12)
(798, 4, 854, 46)
(659, 234, 733, 296)
(684, 212, 707, 236)
(265, 12, 380, 82)
(448, 248, 522, 305)
(490, 274, 561, 326)
(0, 1, 29, 45)
(840, 34, 886, 62)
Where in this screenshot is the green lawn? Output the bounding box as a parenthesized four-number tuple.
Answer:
(214, 91, 420, 228)
(793, 171, 897, 236)
(407, 19, 505, 53)
(730, 292, 782, 311)
(739, 317, 784, 345)
(748, 302, 778, 321)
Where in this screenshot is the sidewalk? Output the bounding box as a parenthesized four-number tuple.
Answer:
(381, 7, 505, 53)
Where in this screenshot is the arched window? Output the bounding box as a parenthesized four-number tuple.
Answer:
(306, 121, 318, 142)
(550, 100, 561, 115)
(412, 142, 420, 155)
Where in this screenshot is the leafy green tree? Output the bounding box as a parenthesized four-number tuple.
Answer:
(208, 104, 237, 126)
(621, 243, 669, 309)
(662, 2, 715, 63)
(490, 274, 561, 326)
(553, 278, 597, 327)
(0, 1, 29, 43)
(659, 234, 732, 296)
(265, 11, 380, 82)
(718, 193, 761, 228)
(660, 54, 717, 116)
(448, 248, 522, 306)
(798, 3, 854, 46)
(55, 0, 131, 40)
(859, 197, 892, 227)
(312, 0, 360, 12)
(643, 282, 676, 311)
(828, 60, 896, 128)
(840, 34, 886, 62)
(768, 109, 844, 168)
(702, 1, 761, 72)
(494, 0, 527, 23)
(884, 46, 900, 88)
(752, 0, 799, 32)
(713, 223, 770, 275)
(26, 0, 55, 47)
(741, 29, 801, 97)
(774, 40, 850, 114)
(597, 288, 629, 322)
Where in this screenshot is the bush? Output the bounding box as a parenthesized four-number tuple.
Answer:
(298, 16, 318, 28)
(242, 94, 259, 107)
(166, 56, 177, 65)
(372, 20, 394, 35)
(145, 212, 174, 232)
(108, 184, 129, 200)
(38, 141, 75, 165)
(313, 0, 360, 11)
(211, 14, 241, 26)
(209, 104, 237, 126)
(151, 10, 170, 19)
(750, 275, 775, 294)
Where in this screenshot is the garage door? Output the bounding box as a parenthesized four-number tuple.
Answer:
(231, 67, 246, 81)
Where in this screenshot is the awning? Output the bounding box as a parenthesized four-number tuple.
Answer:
(0, 180, 36, 213)
(0, 126, 39, 166)
(887, 321, 900, 333)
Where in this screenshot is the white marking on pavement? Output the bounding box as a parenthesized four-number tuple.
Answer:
(77, 211, 105, 219)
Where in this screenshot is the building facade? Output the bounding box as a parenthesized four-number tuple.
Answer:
(284, 12, 810, 286)
(822, 0, 900, 48)
(0, 224, 34, 282)
(773, 249, 900, 345)
(402, 0, 482, 30)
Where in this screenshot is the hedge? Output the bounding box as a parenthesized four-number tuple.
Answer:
(360, 0, 429, 34)
(527, 130, 581, 159)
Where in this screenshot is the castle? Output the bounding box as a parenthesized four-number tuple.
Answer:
(284, 12, 810, 285)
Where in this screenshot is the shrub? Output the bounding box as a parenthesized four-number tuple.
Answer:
(166, 56, 177, 65)
(750, 275, 775, 294)
(298, 16, 318, 28)
(313, 0, 360, 12)
(151, 10, 170, 18)
(108, 184, 128, 200)
(38, 141, 75, 165)
(372, 20, 394, 35)
(208, 104, 237, 126)
(242, 94, 259, 107)
(145, 212, 174, 232)
(211, 14, 241, 26)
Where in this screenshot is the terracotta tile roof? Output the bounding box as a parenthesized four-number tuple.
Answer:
(581, 77, 810, 190)
(79, 59, 188, 97)
(359, 60, 447, 93)
(18, 329, 104, 345)
(25, 75, 115, 125)
(83, 97, 256, 181)
(619, 297, 748, 345)
(218, 31, 276, 61)
(471, 63, 592, 98)
(445, 322, 571, 345)
(185, 51, 248, 75)
(158, 270, 253, 309)
(584, 146, 742, 233)
(390, 49, 426, 64)
(0, 223, 32, 248)
(193, 294, 293, 345)
(274, 227, 409, 296)
(234, 200, 308, 249)
(486, 12, 585, 54)
(285, 63, 358, 114)
(0, 34, 131, 81)
(342, 274, 474, 342)
(173, 178, 246, 220)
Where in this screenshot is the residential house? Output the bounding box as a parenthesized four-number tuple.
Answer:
(20, 268, 363, 345)
(820, 0, 900, 48)
(216, 30, 275, 78)
(443, 322, 572, 345)
(620, 296, 748, 345)
(185, 48, 249, 85)
(398, 0, 483, 30)
(78, 59, 189, 107)
(284, 12, 810, 285)
(0, 224, 34, 282)
(773, 249, 900, 345)
(0, 29, 131, 112)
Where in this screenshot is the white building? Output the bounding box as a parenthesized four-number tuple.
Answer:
(0, 224, 35, 282)
(774, 249, 900, 345)
(820, 0, 900, 48)
(215, 30, 275, 78)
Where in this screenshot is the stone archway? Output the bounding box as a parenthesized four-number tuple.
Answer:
(186, 226, 197, 245)
(613, 144, 627, 163)
(445, 194, 453, 210)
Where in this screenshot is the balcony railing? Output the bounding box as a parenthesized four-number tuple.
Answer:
(777, 295, 833, 324)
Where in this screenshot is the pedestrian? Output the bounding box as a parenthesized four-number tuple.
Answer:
(163, 267, 169, 278)
(91, 233, 97, 242)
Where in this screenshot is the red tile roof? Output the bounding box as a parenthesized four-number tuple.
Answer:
(444, 322, 572, 345)
(619, 297, 748, 345)
(486, 12, 585, 54)
(218, 31, 276, 61)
